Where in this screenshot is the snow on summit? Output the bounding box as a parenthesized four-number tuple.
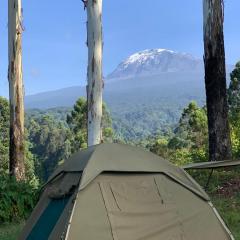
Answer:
(124, 49, 174, 65)
(107, 49, 203, 80)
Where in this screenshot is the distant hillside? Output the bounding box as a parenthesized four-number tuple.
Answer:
(25, 49, 233, 141)
(25, 86, 86, 109)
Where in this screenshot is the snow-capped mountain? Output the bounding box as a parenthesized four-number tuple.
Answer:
(107, 49, 204, 80)
(25, 49, 234, 141)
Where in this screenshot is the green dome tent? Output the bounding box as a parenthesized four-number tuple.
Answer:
(19, 143, 234, 240)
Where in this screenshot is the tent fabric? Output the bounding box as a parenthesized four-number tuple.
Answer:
(19, 143, 234, 240)
(183, 160, 240, 170)
(18, 173, 79, 240)
(19, 190, 51, 240)
(48, 143, 209, 200)
(46, 173, 80, 199)
(26, 196, 70, 240)
(98, 175, 186, 240)
(46, 145, 96, 184)
(48, 192, 77, 240)
(65, 176, 114, 240)
(66, 173, 232, 240)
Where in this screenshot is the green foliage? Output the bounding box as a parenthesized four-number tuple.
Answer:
(27, 115, 71, 182)
(148, 137, 171, 159)
(26, 107, 71, 124)
(0, 174, 39, 223)
(228, 62, 240, 158)
(146, 62, 240, 163)
(23, 139, 39, 185)
(0, 97, 37, 183)
(227, 62, 240, 159)
(172, 101, 208, 150)
(148, 101, 208, 166)
(0, 222, 25, 240)
(112, 103, 179, 142)
(230, 119, 240, 158)
(0, 97, 10, 172)
(25, 98, 113, 182)
(228, 61, 240, 119)
(67, 97, 113, 153)
(66, 98, 88, 151)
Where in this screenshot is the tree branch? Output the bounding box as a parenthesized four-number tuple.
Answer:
(81, 0, 88, 10)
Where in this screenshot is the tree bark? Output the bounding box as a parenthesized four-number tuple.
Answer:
(203, 0, 232, 161)
(8, 0, 25, 180)
(86, 0, 103, 146)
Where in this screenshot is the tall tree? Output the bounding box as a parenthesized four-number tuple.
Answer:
(8, 0, 25, 179)
(67, 97, 113, 152)
(84, 0, 103, 146)
(169, 101, 208, 150)
(203, 0, 232, 161)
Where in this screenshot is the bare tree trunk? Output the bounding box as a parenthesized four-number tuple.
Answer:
(86, 0, 103, 146)
(203, 0, 232, 161)
(8, 0, 25, 180)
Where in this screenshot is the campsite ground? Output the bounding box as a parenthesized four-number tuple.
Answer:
(193, 169, 240, 240)
(212, 195, 240, 239)
(0, 222, 24, 240)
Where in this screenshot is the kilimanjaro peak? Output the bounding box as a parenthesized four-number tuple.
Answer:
(107, 49, 203, 80)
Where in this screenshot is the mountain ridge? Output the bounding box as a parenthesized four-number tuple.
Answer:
(106, 48, 204, 80)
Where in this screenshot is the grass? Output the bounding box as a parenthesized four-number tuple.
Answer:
(192, 167, 240, 240)
(212, 194, 240, 240)
(0, 222, 24, 240)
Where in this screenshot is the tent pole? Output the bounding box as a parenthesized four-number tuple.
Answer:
(205, 168, 214, 190)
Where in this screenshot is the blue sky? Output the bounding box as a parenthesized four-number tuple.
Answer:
(0, 0, 239, 96)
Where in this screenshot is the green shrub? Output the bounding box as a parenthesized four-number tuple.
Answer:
(0, 174, 39, 223)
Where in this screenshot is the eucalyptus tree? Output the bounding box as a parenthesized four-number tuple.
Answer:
(83, 0, 103, 146)
(203, 0, 232, 161)
(8, 0, 25, 179)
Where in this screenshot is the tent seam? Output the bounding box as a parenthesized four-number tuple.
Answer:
(98, 182, 116, 240)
